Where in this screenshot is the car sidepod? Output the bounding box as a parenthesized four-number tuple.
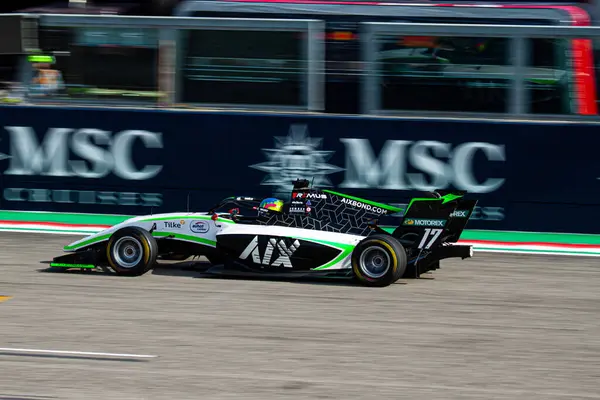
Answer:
(215, 224, 363, 276)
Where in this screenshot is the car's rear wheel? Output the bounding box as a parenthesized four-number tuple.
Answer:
(106, 226, 158, 276)
(351, 234, 407, 287)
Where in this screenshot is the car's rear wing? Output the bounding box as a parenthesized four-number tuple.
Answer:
(444, 198, 478, 243)
(391, 191, 478, 249)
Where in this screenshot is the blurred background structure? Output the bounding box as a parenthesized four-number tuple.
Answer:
(4, 0, 600, 116)
(0, 0, 183, 16)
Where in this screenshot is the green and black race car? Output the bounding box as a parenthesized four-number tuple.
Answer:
(50, 179, 477, 287)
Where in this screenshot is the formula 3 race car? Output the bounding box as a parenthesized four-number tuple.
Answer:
(48, 179, 477, 287)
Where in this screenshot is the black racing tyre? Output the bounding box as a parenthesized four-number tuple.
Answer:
(351, 234, 407, 287)
(106, 226, 158, 276)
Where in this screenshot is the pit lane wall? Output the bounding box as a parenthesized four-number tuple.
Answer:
(0, 104, 599, 236)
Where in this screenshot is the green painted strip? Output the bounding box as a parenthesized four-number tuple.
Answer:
(0, 211, 130, 226)
(322, 190, 403, 213)
(380, 227, 395, 234)
(405, 193, 464, 213)
(141, 215, 234, 224)
(64, 230, 218, 252)
(312, 252, 351, 270)
(528, 78, 559, 85)
(441, 193, 463, 204)
(28, 55, 55, 63)
(64, 234, 111, 251)
(3, 210, 600, 247)
(304, 238, 355, 270)
(50, 263, 95, 269)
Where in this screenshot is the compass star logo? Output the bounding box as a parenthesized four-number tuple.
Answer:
(0, 138, 10, 165)
(250, 125, 344, 196)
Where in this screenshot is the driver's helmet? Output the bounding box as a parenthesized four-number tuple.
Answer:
(259, 197, 284, 213)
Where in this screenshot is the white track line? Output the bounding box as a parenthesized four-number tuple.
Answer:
(0, 228, 96, 236)
(0, 347, 158, 359)
(473, 248, 600, 257)
(0, 223, 105, 232)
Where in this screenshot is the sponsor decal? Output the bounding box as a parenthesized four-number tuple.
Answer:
(292, 192, 327, 200)
(190, 220, 209, 233)
(240, 236, 300, 268)
(0, 126, 163, 180)
(403, 218, 446, 227)
(418, 228, 444, 249)
(340, 139, 506, 193)
(0, 126, 164, 207)
(289, 207, 307, 213)
(393, 203, 505, 222)
(163, 221, 183, 229)
(2, 188, 162, 207)
(340, 197, 386, 214)
(251, 124, 506, 195)
(251, 125, 343, 197)
(450, 210, 469, 218)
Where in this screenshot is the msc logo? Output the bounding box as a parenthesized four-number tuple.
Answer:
(239, 236, 300, 268)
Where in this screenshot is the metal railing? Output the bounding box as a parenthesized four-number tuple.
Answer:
(2, 13, 600, 120)
(360, 23, 600, 117)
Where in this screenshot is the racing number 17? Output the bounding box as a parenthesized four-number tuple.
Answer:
(418, 229, 443, 249)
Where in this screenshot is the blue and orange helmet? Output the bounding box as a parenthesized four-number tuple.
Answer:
(259, 197, 284, 213)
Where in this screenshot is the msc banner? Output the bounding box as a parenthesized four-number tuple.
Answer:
(0, 105, 598, 233)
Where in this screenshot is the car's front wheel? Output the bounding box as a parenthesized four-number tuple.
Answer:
(106, 227, 158, 276)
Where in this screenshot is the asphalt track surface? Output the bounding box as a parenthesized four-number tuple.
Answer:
(1, 233, 599, 400)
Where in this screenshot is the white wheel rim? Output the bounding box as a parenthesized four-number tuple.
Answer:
(359, 246, 391, 279)
(112, 236, 143, 268)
